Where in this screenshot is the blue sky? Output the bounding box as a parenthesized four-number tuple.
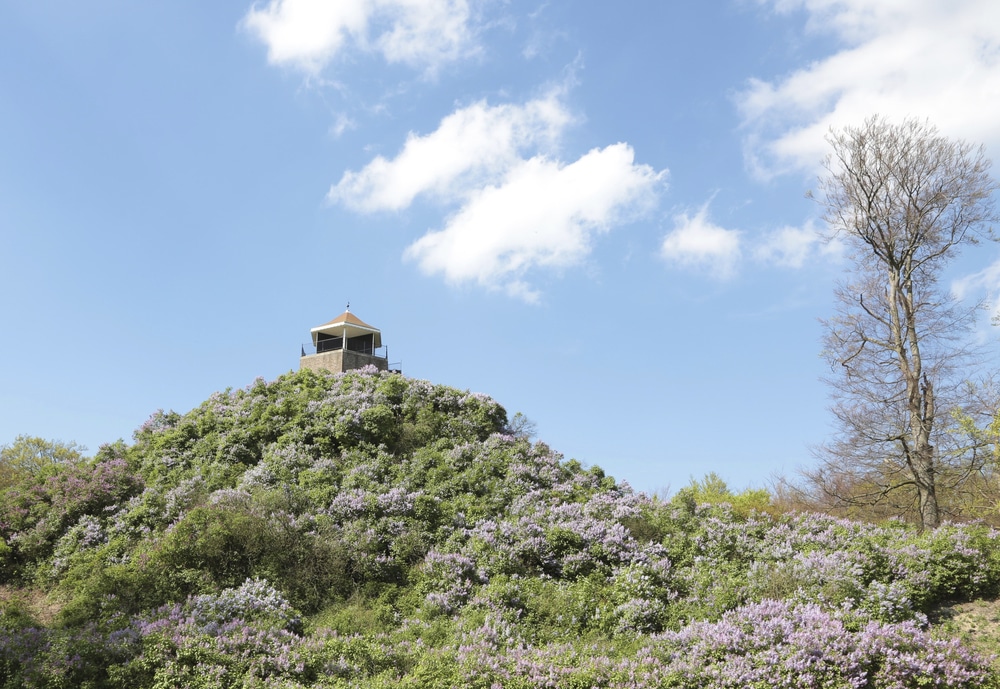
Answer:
(2, 0, 999, 494)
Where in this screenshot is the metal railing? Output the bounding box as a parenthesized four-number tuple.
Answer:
(301, 343, 388, 359)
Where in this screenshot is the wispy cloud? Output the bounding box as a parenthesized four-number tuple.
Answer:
(752, 222, 827, 268)
(739, 0, 1000, 176)
(328, 92, 665, 301)
(329, 113, 356, 138)
(661, 204, 742, 280)
(661, 206, 838, 277)
(241, 0, 479, 75)
(952, 258, 1000, 334)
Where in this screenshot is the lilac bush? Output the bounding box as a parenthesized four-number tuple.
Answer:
(0, 457, 141, 566)
(649, 600, 991, 689)
(434, 599, 992, 689)
(670, 507, 1000, 624)
(3, 368, 1000, 687)
(185, 578, 301, 631)
(604, 555, 676, 634)
(49, 513, 107, 577)
(418, 551, 483, 614)
(0, 622, 139, 688)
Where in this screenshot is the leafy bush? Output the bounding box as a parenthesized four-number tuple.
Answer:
(1, 367, 999, 687)
(0, 457, 141, 578)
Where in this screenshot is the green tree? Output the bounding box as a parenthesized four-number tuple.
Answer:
(0, 435, 87, 488)
(673, 472, 772, 518)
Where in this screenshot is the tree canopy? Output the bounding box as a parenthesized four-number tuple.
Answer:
(0, 435, 87, 489)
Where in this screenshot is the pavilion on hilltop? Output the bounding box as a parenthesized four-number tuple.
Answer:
(299, 306, 390, 373)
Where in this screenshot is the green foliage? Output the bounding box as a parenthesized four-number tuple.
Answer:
(671, 472, 772, 518)
(0, 590, 36, 630)
(2, 368, 1000, 687)
(0, 436, 87, 490)
(309, 588, 400, 636)
(0, 456, 141, 581)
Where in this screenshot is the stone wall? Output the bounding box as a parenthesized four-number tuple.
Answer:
(300, 349, 388, 373)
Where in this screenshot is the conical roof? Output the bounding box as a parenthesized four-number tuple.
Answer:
(315, 310, 376, 331)
(310, 309, 382, 348)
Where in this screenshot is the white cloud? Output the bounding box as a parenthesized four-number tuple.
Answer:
(329, 114, 356, 138)
(241, 0, 477, 74)
(328, 94, 664, 300)
(404, 145, 662, 301)
(661, 205, 742, 279)
(752, 222, 825, 268)
(739, 0, 1000, 176)
(951, 260, 1000, 346)
(952, 258, 1000, 329)
(375, 0, 475, 68)
(328, 93, 571, 211)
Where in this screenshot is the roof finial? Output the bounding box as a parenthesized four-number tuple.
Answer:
(346, 301, 350, 312)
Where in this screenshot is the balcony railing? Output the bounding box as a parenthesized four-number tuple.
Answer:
(301, 343, 388, 359)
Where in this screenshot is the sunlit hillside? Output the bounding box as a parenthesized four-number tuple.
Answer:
(1, 367, 999, 688)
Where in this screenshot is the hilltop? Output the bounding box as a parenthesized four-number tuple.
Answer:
(1, 367, 1000, 688)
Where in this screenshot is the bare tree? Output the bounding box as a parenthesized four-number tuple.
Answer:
(812, 116, 998, 530)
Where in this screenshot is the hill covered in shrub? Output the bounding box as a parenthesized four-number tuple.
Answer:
(2, 367, 1000, 687)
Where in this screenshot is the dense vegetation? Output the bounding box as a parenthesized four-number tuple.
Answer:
(2, 367, 1000, 687)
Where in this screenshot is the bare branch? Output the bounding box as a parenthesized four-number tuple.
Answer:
(809, 116, 998, 529)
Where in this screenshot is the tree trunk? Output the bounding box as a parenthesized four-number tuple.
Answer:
(896, 265, 941, 530)
(914, 447, 940, 529)
(912, 379, 940, 529)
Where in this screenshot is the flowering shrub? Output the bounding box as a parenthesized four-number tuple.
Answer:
(1, 368, 999, 687)
(436, 600, 991, 689)
(125, 580, 312, 688)
(417, 551, 482, 614)
(49, 514, 107, 577)
(650, 600, 991, 688)
(603, 553, 676, 634)
(186, 578, 301, 632)
(0, 622, 138, 688)
(0, 458, 141, 570)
